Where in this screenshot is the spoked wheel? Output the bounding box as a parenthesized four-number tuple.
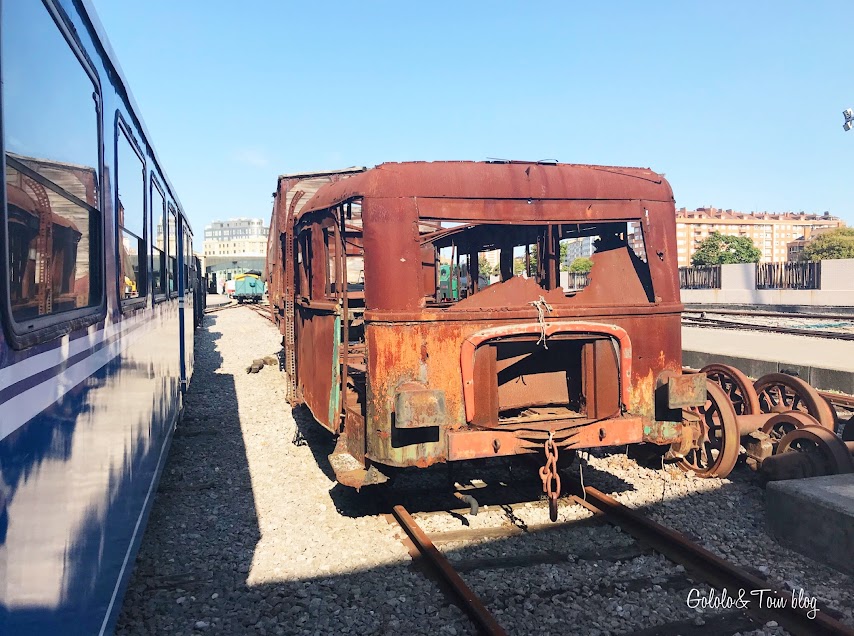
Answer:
(678, 381, 740, 478)
(776, 426, 854, 475)
(760, 411, 819, 443)
(700, 363, 760, 415)
(753, 373, 835, 430)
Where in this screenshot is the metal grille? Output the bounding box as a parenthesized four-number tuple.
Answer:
(679, 265, 721, 289)
(756, 261, 821, 290)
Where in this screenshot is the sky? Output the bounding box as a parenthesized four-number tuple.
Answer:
(90, 1, 854, 250)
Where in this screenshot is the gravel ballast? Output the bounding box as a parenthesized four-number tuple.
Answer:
(117, 306, 854, 635)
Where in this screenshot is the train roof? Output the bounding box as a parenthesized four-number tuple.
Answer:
(296, 161, 674, 220)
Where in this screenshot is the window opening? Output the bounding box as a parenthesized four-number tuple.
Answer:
(167, 204, 177, 295)
(116, 122, 145, 301)
(150, 180, 167, 296)
(422, 220, 654, 307)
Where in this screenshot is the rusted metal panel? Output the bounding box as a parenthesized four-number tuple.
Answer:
(394, 383, 447, 429)
(297, 162, 672, 219)
(667, 373, 707, 408)
(448, 430, 521, 460)
(471, 344, 498, 427)
(296, 304, 338, 432)
(563, 417, 645, 449)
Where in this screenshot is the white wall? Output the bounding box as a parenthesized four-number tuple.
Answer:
(681, 260, 854, 307)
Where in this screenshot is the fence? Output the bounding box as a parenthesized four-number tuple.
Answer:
(755, 261, 821, 290)
(679, 265, 721, 289)
(564, 272, 590, 289)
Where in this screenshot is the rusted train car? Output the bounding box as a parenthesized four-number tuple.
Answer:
(266, 161, 733, 511)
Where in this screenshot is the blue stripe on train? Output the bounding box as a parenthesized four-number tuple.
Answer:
(0, 355, 180, 636)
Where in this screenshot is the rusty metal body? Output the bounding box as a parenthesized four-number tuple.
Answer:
(266, 161, 705, 486)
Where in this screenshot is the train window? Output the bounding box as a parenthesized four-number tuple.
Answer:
(185, 228, 192, 294)
(151, 179, 167, 297)
(2, 0, 102, 326)
(297, 228, 312, 299)
(323, 225, 336, 298)
(116, 121, 146, 302)
(423, 221, 655, 305)
(167, 205, 177, 295)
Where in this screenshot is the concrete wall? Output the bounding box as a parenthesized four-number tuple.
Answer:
(681, 259, 854, 306)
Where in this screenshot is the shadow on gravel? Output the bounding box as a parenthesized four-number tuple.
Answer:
(115, 315, 262, 635)
(113, 314, 854, 635)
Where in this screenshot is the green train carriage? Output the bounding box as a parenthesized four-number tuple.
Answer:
(233, 270, 264, 303)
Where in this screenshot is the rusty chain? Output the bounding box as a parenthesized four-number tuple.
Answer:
(538, 432, 561, 521)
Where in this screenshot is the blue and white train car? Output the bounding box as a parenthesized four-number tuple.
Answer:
(0, 1, 198, 633)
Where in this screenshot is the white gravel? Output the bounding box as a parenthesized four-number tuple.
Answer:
(117, 306, 854, 635)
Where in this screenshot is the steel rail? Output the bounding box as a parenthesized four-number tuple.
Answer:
(682, 316, 854, 341)
(246, 303, 274, 323)
(684, 307, 854, 321)
(572, 487, 854, 636)
(203, 300, 238, 314)
(390, 505, 508, 636)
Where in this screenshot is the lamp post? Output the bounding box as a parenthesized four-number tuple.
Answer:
(844, 108, 853, 132)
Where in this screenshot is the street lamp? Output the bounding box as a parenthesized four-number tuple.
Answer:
(844, 108, 853, 132)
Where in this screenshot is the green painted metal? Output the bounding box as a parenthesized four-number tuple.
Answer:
(329, 314, 342, 426)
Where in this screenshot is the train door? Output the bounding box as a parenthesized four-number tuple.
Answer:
(183, 225, 194, 378)
(177, 215, 187, 392)
(294, 213, 342, 432)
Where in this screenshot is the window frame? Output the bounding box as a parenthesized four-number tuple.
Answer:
(114, 112, 148, 311)
(167, 202, 178, 298)
(150, 175, 168, 302)
(183, 226, 191, 296)
(0, 0, 107, 349)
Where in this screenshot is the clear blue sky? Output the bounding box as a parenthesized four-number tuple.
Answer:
(91, 1, 854, 249)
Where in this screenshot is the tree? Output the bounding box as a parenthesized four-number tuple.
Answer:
(690, 232, 761, 266)
(478, 256, 497, 277)
(568, 257, 593, 273)
(801, 228, 854, 261)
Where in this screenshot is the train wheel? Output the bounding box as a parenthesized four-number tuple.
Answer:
(700, 363, 760, 415)
(775, 425, 854, 475)
(753, 373, 835, 430)
(678, 381, 740, 478)
(760, 411, 818, 443)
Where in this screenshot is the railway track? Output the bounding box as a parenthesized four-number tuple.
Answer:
(387, 487, 854, 636)
(246, 302, 274, 322)
(684, 308, 854, 321)
(203, 300, 238, 314)
(681, 314, 854, 341)
(203, 300, 273, 323)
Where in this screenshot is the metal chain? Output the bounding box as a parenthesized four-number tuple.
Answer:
(539, 432, 561, 520)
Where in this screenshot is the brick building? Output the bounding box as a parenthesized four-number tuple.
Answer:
(672, 207, 844, 267)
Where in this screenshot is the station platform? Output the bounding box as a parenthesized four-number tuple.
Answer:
(682, 326, 854, 394)
(766, 474, 854, 575)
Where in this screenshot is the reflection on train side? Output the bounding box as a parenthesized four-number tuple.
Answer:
(5, 154, 98, 322)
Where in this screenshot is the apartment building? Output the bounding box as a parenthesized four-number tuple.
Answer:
(203, 218, 268, 257)
(674, 207, 844, 267)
